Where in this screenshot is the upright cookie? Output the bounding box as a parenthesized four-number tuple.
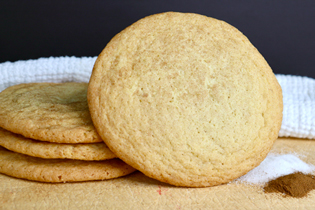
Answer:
(88, 12, 283, 187)
(0, 146, 135, 183)
(0, 82, 102, 143)
(0, 127, 116, 161)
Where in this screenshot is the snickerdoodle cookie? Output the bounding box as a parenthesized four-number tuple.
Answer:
(0, 146, 135, 183)
(0, 127, 116, 161)
(88, 12, 283, 187)
(0, 82, 102, 143)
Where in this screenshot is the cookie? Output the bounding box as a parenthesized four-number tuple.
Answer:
(0, 146, 135, 182)
(88, 12, 283, 187)
(0, 127, 116, 161)
(0, 82, 102, 143)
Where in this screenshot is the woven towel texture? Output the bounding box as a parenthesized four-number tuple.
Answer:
(0, 56, 314, 139)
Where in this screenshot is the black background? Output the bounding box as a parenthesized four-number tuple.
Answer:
(1, 0, 314, 78)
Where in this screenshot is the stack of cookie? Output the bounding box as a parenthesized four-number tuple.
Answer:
(0, 83, 136, 182)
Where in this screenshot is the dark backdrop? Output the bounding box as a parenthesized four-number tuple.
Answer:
(1, 0, 314, 78)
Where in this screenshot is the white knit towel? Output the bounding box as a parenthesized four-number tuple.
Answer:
(0, 56, 314, 139)
(276, 75, 315, 139)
